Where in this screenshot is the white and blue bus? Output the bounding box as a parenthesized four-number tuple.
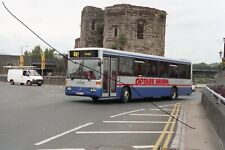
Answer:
(65, 48, 192, 102)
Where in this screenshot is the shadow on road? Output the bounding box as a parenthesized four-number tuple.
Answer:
(69, 96, 190, 105)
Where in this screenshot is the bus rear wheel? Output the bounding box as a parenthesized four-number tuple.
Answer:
(92, 97, 99, 103)
(120, 87, 131, 103)
(170, 87, 178, 100)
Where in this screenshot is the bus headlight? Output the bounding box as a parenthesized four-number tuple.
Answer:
(90, 88, 97, 92)
(67, 87, 72, 91)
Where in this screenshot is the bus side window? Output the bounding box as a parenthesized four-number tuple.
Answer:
(147, 60, 158, 77)
(134, 59, 146, 76)
(169, 64, 179, 78)
(158, 62, 169, 78)
(119, 57, 134, 76)
(178, 64, 187, 79)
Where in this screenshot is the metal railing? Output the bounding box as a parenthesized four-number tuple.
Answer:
(204, 85, 225, 105)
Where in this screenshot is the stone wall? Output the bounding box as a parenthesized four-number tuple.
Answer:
(103, 4, 166, 56)
(202, 88, 225, 147)
(79, 4, 166, 56)
(80, 6, 104, 47)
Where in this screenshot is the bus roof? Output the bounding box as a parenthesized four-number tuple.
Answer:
(71, 48, 191, 64)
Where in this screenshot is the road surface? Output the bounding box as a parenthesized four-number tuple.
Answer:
(0, 82, 198, 150)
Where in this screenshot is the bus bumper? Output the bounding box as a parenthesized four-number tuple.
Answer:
(65, 86, 102, 98)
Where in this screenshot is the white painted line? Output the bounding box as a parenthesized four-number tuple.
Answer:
(35, 122, 93, 146)
(76, 131, 173, 134)
(150, 108, 173, 111)
(132, 145, 155, 149)
(110, 109, 145, 118)
(102, 121, 172, 124)
(38, 149, 85, 150)
(159, 104, 174, 108)
(130, 114, 170, 117)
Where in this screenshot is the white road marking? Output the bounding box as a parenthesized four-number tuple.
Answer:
(38, 149, 85, 150)
(150, 109, 173, 111)
(102, 121, 172, 124)
(132, 145, 155, 149)
(76, 131, 173, 134)
(159, 104, 174, 108)
(110, 109, 145, 118)
(35, 122, 93, 146)
(130, 114, 170, 117)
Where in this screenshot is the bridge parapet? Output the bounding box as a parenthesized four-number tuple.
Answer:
(202, 86, 225, 148)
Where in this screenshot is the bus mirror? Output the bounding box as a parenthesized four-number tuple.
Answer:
(98, 61, 101, 66)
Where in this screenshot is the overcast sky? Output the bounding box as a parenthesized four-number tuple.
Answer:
(1, 0, 225, 64)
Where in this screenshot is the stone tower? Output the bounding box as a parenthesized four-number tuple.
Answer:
(79, 4, 166, 56)
(80, 6, 104, 47)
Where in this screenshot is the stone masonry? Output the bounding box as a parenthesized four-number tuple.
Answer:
(78, 4, 166, 56)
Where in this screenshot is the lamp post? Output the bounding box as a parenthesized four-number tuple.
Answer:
(219, 50, 223, 59)
(223, 38, 225, 62)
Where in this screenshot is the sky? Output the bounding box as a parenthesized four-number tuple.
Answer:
(1, 0, 225, 64)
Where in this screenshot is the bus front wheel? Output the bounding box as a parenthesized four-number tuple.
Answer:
(170, 87, 178, 100)
(120, 87, 131, 103)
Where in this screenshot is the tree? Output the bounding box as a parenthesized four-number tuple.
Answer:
(44, 48, 55, 59)
(31, 45, 42, 59)
(192, 62, 220, 70)
(23, 45, 67, 75)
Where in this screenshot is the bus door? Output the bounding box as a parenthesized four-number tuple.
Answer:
(102, 57, 118, 97)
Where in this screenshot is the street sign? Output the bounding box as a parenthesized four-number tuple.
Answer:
(41, 52, 45, 70)
(19, 55, 24, 66)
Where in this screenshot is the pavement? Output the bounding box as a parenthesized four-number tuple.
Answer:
(183, 89, 224, 150)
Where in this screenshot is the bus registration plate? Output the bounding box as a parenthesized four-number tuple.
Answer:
(76, 92, 84, 95)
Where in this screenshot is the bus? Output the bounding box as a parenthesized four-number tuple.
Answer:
(65, 48, 192, 102)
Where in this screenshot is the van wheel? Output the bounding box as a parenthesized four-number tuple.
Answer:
(120, 87, 131, 103)
(170, 87, 178, 100)
(10, 80, 15, 85)
(27, 81, 32, 86)
(37, 83, 42, 86)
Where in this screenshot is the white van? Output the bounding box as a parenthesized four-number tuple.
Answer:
(7, 69, 43, 86)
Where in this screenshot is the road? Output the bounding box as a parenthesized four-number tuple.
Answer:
(0, 82, 198, 150)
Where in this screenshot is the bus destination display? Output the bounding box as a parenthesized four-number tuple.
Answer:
(70, 50, 98, 58)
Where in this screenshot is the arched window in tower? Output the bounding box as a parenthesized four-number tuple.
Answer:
(91, 20, 95, 30)
(114, 28, 118, 37)
(137, 22, 144, 39)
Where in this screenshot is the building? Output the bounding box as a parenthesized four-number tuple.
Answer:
(77, 4, 166, 56)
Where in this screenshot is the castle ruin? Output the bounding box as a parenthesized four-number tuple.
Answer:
(76, 4, 166, 56)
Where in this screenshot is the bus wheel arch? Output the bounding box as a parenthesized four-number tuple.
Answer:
(120, 86, 131, 103)
(170, 86, 178, 100)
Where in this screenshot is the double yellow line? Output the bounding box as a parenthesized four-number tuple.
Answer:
(153, 103, 181, 150)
